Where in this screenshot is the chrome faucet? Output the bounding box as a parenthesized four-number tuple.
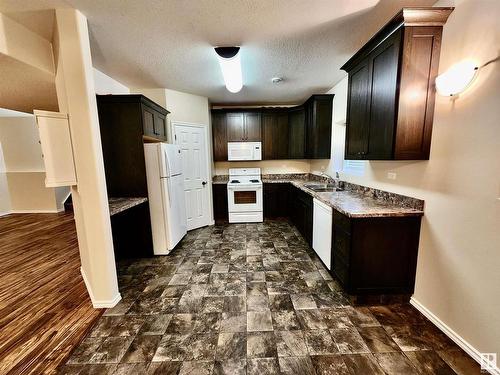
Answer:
(335, 172, 345, 191)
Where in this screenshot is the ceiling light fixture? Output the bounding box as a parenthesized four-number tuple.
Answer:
(435, 59, 478, 97)
(214, 47, 243, 93)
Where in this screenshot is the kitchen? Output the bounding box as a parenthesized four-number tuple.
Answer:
(0, 0, 498, 374)
(61, 5, 488, 374)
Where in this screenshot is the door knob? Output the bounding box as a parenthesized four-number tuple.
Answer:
(202, 181, 207, 186)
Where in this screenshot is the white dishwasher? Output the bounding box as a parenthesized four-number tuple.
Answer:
(313, 198, 333, 270)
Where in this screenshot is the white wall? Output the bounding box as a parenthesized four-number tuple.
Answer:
(132, 88, 167, 109)
(93, 68, 130, 95)
(0, 115, 62, 212)
(0, 116, 44, 172)
(313, 0, 500, 360)
(214, 160, 311, 176)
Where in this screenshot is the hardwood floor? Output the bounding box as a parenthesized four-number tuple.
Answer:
(0, 212, 102, 374)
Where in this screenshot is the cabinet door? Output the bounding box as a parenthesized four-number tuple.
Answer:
(244, 113, 261, 141)
(276, 113, 289, 159)
(142, 107, 155, 137)
(366, 29, 401, 159)
(288, 185, 300, 227)
(227, 113, 245, 141)
(212, 113, 227, 161)
(304, 100, 314, 158)
(345, 59, 371, 159)
(264, 183, 289, 218)
(288, 108, 305, 159)
(263, 183, 278, 218)
(395, 26, 442, 160)
(303, 196, 314, 246)
(262, 113, 276, 159)
(212, 184, 228, 222)
(312, 97, 333, 158)
(153, 112, 167, 139)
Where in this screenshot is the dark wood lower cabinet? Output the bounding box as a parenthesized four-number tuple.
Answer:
(110, 202, 153, 259)
(288, 184, 313, 246)
(331, 210, 421, 295)
(212, 184, 228, 223)
(263, 183, 289, 218)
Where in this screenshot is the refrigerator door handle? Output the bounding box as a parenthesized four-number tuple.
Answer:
(166, 177, 172, 207)
(164, 147, 171, 177)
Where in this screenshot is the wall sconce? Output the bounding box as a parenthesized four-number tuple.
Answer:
(435, 60, 478, 97)
(214, 47, 243, 93)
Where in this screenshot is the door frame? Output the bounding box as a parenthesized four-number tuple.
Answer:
(171, 121, 214, 227)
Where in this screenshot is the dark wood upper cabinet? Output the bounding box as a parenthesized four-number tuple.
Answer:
(226, 113, 245, 141)
(142, 107, 155, 137)
(211, 94, 332, 161)
(244, 113, 261, 141)
(96, 94, 169, 197)
(304, 95, 334, 159)
(226, 112, 261, 142)
(212, 112, 227, 161)
(342, 7, 453, 160)
(153, 112, 167, 138)
(262, 110, 289, 160)
(288, 107, 305, 159)
(345, 59, 370, 158)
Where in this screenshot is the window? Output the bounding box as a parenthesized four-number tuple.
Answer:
(342, 160, 365, 176)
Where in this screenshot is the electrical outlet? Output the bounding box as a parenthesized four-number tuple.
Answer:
(387, 172, 397, 180)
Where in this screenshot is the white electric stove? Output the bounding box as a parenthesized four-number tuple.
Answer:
(227, 168, 263, 223)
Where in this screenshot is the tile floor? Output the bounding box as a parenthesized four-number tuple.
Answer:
(60, 221, 481, 374)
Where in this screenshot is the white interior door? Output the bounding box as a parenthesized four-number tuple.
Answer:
(173, 123, 210, 230)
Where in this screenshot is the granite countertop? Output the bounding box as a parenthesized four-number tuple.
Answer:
(108, 197, 148, 216)
(290, 180, 423, 218)
(212, 173, 424, 218)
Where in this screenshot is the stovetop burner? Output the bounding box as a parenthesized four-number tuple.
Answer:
(230, 180, 240, 183)
(250, 179, 259, 183)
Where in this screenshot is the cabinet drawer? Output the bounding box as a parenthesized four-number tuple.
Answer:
(333, 229, 350, 262)
(333, 210, 351, 233)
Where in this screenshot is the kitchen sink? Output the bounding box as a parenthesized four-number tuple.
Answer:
(303, 183, 338, 192)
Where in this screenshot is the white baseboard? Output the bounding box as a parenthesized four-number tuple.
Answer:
(80, 266, 122, 309)
(410, 297, 499, 375)
(10, 209, 60, 214)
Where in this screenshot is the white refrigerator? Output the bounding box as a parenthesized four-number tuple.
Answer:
(144, 143, 187, 255)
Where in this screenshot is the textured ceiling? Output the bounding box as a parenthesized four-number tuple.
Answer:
(71, 0, 436, 104)
(1, 0, 436, 105)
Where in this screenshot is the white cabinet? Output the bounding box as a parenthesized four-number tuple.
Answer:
(34, 110, 77, 187)
(313, 198, 332, 270)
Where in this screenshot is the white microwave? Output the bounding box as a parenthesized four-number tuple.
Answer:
(227, 142, 262, 161)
